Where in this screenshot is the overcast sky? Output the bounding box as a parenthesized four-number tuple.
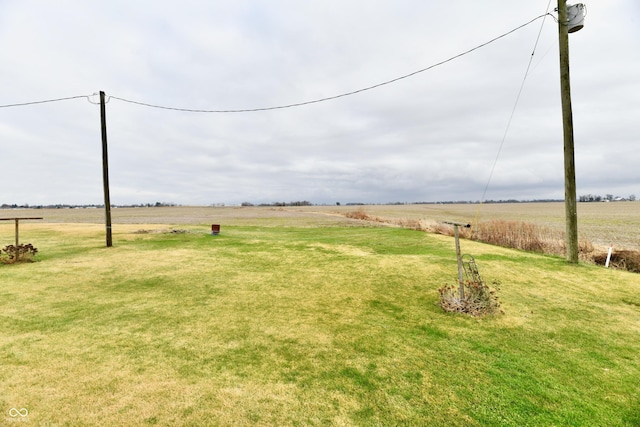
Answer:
(1, 0, 638, 206)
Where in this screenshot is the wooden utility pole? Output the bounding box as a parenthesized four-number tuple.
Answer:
(557, 0, 579, 263)
(99, 91, 113, 247)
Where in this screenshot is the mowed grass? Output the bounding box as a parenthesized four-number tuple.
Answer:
(1, 222, 640, 426)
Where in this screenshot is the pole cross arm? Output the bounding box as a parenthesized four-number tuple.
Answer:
(0, 217, 44, 221)
(0, 217, 44, 247)
(444, 221, 471, 228)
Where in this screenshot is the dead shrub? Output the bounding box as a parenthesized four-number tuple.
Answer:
(413, 219, 441, 234)
(471, 220, 547, 253)
(432, 222, 454, 236)
(579, 239, 594, 254)
(439, 279, 502, 317)
(0, 243, 38, 264)
(592, 250, 640, 273)
(344, 209, 372, 221)
(344, 210, 398, 227)
(470, 220, 598, 259)
(337, 214, 613, 269)
(393, 218, 423, 230)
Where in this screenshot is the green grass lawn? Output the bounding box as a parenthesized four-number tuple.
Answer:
(1, 223, 639, 426)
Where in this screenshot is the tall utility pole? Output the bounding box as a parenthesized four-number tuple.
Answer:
(558, 0, 579, 263)
(99, 91, 113, 247)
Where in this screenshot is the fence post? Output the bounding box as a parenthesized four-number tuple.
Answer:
(453, 224, 465, 300)
(445, 221, 471, 301)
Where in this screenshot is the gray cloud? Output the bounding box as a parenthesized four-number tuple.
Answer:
(1, 0, 638, 205)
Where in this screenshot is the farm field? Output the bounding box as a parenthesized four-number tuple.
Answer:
(6, 201, 639, 249)
(1, 204, 639, 425)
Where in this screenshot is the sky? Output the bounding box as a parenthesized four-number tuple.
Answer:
(1, 0, 639, 206)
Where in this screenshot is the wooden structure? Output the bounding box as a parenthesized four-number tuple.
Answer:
(0, 217, 43, 247)
(444, 221, 471, 300)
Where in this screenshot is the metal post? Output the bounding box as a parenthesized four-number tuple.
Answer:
(445, 221, 471, 300)
(99, 91, 113, 247)
(558, 0, 579, 263)
(453, 224, 465, 300)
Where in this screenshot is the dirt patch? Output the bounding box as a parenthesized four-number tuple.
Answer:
(132, 228, 189, 234)
(309, 243, 372, 257)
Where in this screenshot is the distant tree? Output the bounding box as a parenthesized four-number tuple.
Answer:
(579, 194, 598, 202)
(629, 195, 636, 201)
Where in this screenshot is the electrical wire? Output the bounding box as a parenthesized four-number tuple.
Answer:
(0, 14, 549, 113)
(109, 14, 551, 113)
(0, 95, 91, 108)
(472, 1, 554, 228)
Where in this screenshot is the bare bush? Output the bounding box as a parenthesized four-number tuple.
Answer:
(0, 243, 38, 264)
(439, 280, 502, 317)
(344, 209, 413, 228)
(471, 220, 547, 252)
(344, 209, 372, 221)
(394, 218, 423, 230)
(337, 211, 640, 273)
(593, 250, 640, 273)
(431, 221, 455, 236)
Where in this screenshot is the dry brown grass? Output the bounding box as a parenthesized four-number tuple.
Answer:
(7, 202, 639, 251)
(3, 203, 638, 273)
(344, 209, 431, 231)
(329, 202, 640, 251)
(338, 209, 639, 273)
(343, 208, 374, 221)
(593, 249, 640, 273)
(471, 220, 548, 252)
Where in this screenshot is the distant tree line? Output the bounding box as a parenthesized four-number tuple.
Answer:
(0, 203, 100, 209)
(0, 202, 179, 209)
(241, 201, 312, 207)
(4, 197, 637, 210)
(578, 194, 636, 202)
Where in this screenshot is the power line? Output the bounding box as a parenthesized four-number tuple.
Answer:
(473, 1, 554, 227)
(0, 14, 549, 113)
(110, 14, 551, 113)
(0, 95, 91, 108)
